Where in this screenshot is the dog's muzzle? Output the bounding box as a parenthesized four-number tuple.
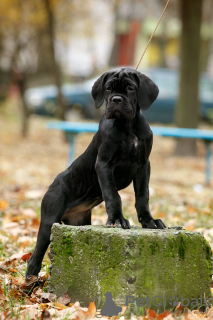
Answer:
(106, 95, 133, 120)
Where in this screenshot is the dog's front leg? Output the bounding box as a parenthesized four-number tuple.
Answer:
(133, 160, 166, 229)
(95, 157, 130, 229)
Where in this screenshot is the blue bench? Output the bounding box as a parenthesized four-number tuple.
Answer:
(47, 121, 213, 185)
(47, 122, 99, 164)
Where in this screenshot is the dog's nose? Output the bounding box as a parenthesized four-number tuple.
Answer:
(112, 96, 123, 104)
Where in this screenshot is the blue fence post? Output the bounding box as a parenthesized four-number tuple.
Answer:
(66, 133, 76, 165)
(205, 141, 212, 186)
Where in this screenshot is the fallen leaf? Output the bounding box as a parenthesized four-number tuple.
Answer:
(207, 306, 213, 317)
(40, 303, 49, 311)
(58, 292, 72, 305)
(86, 301, 96, 318)
(120, 305, 128, 315)
(3, 222, 19, 229)
(11, 214, 26, 223)
(174, 302, 188, 317)
(18, 303, 42, 319)
(3, 310, 9, 319)
(163, 315, 175, 320)
(0, 200, 8, 211)
(39, 292, 57, 303)
(55, 301, 67, 310)
(21, 252, 32, 262)
(8, 252, 25, 261)
(8, 267, 18, 274)
(0, 266, 9, 275)
(203, 208, 211, 215)
(21, 208, 37, 218)
(184, 224, 195, 231)
(185, 310, 206, 319)
(25, 189, 44, 199)
(186, 206, 196, 213)
(19, 240, 31, 248)
(41, 309, 52, 320)
(57, 301, 85, 319)
(157, 310, 171, 319)
(8, 288, 23, 298)
(0, 288, 6, 300)
(23, 297, 34, 305)
(33, 287, 43, 295)
(31, 218, 40, 229)
(146, 308, 157, 320)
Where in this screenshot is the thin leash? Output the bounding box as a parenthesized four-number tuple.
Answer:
(135, 0, 171, 70)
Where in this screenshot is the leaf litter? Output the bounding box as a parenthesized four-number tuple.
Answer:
(0, 109, 213, 319)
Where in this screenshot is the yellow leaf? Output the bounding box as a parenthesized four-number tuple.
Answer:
(0, 200, 7, 211)
(55, 301, 67, 310)
(185, 224, 195, 231)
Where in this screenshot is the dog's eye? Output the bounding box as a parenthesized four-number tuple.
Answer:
(106, 86, 112, 92)
(127, 86, 135, 92)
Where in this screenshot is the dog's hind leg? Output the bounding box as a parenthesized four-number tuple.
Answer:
(26, 182, 68, 279)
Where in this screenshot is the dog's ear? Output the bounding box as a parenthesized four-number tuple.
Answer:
(91, 72, 109, 108)
(137, 73, 159, 110)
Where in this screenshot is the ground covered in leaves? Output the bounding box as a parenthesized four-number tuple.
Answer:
(0, 101, 213, 319)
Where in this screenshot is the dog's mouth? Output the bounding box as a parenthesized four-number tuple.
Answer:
(112, 110, 123, 119)
(106, 107, 133, 120)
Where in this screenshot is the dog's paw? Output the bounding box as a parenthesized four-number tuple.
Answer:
(141, 218, 166, 229)
(119, 217, 130, 229)
(154, 219, 166, 229)
(106, 219, 115, 227)
(106, 217, 130, 229)
(24, 275, 39, 289)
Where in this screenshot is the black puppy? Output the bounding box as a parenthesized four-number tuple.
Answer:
(26, 67, 165, 279)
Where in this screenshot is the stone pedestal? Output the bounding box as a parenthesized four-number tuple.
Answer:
(48, 224, 212, 311)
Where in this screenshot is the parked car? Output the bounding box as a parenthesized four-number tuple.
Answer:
(143, 68, 213, 123)
(25, 78, 98, 119)
(25, 69, 213, 123)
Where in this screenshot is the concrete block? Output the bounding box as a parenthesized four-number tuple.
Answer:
(48, 224, 212, 311)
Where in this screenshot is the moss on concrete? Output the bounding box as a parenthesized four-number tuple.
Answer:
(48, 224, 212, 311)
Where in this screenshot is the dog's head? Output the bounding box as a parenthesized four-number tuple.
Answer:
(91, 67, 159, 120)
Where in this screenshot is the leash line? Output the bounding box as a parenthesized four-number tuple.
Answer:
(135, 0, 171, 70)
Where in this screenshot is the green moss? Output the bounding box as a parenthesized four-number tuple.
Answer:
(205, 241, 212, 258)
(49, 225, 212, 311)
(149, 240, 160, 254)
(178, 233, 187, 259)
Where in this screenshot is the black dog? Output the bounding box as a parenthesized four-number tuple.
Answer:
(26, 67, 165, 279)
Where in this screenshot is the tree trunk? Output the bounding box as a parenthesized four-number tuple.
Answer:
(175, 0, 203, 156)
(18, 74, 30, 138)
(8, 41, 30, 137)
(44, 0, 66, 120)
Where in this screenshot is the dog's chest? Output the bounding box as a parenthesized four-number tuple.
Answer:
(121, 134, 144, 161)
(113, 135, 145, 189)
(133, 136, 139, 151)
